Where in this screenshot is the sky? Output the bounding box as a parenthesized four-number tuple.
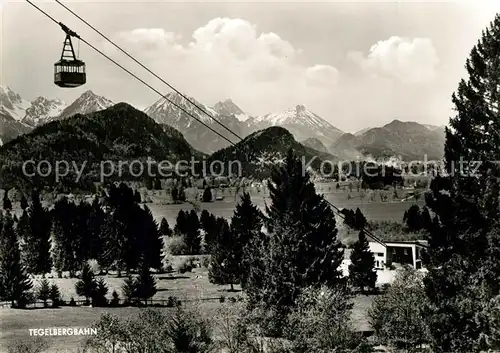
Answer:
(1, 0, 500, 133)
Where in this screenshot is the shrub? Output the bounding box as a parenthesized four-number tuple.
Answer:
(178, 259, 194, 274)
(166, 296, 178, 307)
(368, 266, 430, 351)
(201, 256, 210, 268)
(285, 285, 367, 352)
(87, 259, 101, 275)
(7, 337, 49, 353)
(69, 297, 76, 306)
(167, 236, 188, 256)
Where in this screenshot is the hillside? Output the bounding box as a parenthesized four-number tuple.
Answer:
(330, 119, 446, 160)
(145, 93, 245, 153)
(301, 137, 328, 153)
(209, 126, 338, 179)
(0, 112, 32, 145)
(0, 103, 200, 191)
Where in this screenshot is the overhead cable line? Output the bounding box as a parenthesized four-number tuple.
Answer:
(26, 0, 387, 247)
(25, 0, 237, 147)
(55, 0, 244, 142)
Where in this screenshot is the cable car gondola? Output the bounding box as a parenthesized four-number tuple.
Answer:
(54, 23, 86, 88)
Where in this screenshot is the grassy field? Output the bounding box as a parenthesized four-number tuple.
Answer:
(0, 183, 425, 226)
(0, 262, 375, 352)
(0, 183, 420, 352)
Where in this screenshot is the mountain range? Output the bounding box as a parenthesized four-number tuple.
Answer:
(0, 103, 199, 191)
(0, 85, 446, 160)
(0, 103, 336, 190)
(332, 120, 446, 160)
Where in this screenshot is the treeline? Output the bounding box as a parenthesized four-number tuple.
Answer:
(0, 183, 166, 306)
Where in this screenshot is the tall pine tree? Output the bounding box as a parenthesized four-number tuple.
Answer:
(0, 215, 33, 307)
(174, 210, 188, 235)
(208, 218, 240, 291)
(200, 211, 218, 252)
(348, 230, 376, 293)
(183, 210, 201, 255)
(160, 217, 173, 237)
(230, 192, 264, 289)
(247, 149, 344, 333)
(51, 197, 78, 277)
(22, 189, 52, 275)
(2, 189, 12, 211)
(141, 205, 164, 271)
(423, 15, 500, 352)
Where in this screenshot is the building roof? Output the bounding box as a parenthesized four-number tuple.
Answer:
(370, 240, 428, 246)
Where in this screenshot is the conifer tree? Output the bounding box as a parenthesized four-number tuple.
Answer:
(23, 189, 52, 275)
(104, 183, 142, 272)
(37, 279, 51, 307)
(87, 197, 105, 261)
(160, 217, 173, 237)
(121, 275, 137, 304)
(200, 211, 218, 252)
(141, 205, 163, 271)
(92, 278, 109, 307)
(2, 189, 12, 211)
(354, 208, 367, 230)
(348, 230, 376, 293)
(145, 177, 153, 190)
(208, 218, 240, 291)
(135, 261, 157, 305)
(171, 186, 179, 203)
(0, 215, 33, 307)
(75, 263, 97, 305)
(134, 190, 142, 204)
(51, 197, 78, 277)
(177, 188, 186, 202)
(20, 194, 28, 210)
(421, 206, 433, 232)
(202, 187, 213, 202)
(230, 192, 264, 289)
(247, 149, 344, 332)
(404, 204, 422, 232)
(100, 212, 127, 276)
(184, 210, 201, 255)
(74, 201, 93, 264)
(423, 15, 500, 352)
(50, 283, 61, 307)
(174, 210, 188, 235)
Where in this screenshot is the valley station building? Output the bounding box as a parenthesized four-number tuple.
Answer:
(342, 240, 428, 272)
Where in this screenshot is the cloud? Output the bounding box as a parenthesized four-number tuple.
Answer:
(349, 36, 439, 84)
(109, 18, 339, 113)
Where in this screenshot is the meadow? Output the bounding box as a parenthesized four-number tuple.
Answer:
(0, 181, 424, 352)
(0, 262, 375, 352)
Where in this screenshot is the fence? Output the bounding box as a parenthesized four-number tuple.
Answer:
(0, 295, 241, 309)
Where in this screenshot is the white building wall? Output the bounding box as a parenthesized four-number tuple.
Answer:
(369, 242, 386, 269)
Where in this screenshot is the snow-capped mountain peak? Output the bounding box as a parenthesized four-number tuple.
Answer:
(213, 98, 252, 122)
(0, 85, 32, 121)
(145, 92, 218, 126)
(56, 90, 114, 120)
(214, 98, 244, 116)
(22, 96, 66, 126)
(254, 104, 338, 128)
(245, 104, 344, 145)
